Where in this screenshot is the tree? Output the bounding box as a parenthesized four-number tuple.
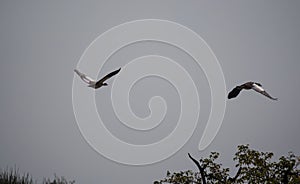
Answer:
(154, 144, 300, 184)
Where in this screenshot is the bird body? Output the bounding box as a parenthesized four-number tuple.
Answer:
(74, 68, 121, 89)
(228, 81, 277, 100)
(252, 83, 264, 93)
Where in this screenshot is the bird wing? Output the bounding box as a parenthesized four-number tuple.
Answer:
(259, 91, 278, 100)
(95, 68, 121, 85)
(252, 83, 278, 100)
(74, 69, 95, 84)
(228, 86, 243, 99)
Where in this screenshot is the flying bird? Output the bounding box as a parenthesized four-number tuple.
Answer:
(228, 82, 277, 100)
(74, 68, 121, 89)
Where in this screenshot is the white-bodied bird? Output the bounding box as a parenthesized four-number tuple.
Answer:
(228, 82, 277, 100)
(74, 68, 121, 89)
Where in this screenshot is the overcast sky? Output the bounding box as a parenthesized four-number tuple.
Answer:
(1, 1, 300, 183)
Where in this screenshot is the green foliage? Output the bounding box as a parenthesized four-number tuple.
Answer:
(0, 166, 34, 184)
(154, 144, 300, 184)
(42, 175, 75, 184)
(0, 167, 75, 184)
(155, 170, 201, 184)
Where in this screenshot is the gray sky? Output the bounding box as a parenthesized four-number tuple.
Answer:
(0, 1, 300, 183)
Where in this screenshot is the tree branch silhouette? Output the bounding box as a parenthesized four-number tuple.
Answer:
(188, 153, 206, 184)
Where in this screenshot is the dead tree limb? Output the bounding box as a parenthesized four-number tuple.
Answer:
(188, 153, 207, 184)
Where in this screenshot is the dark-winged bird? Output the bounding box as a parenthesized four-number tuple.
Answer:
(74, 68, 121, 89)
(228, 82, 277, 100)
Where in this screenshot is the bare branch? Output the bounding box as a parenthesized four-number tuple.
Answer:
(188, 153, 207, 184)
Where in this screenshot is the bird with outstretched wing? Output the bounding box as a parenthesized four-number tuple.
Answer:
(228, 81, 277, 100)
(74, 68, 121, 89)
